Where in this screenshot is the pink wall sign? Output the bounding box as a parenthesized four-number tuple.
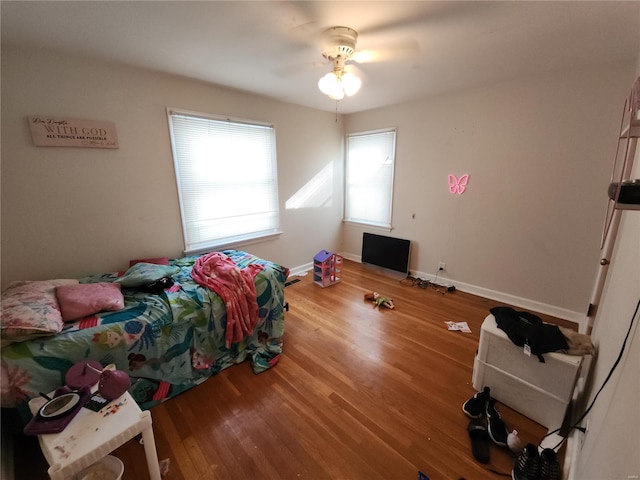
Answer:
(28, 115, 119, 149)
(448, 174, 469, 194)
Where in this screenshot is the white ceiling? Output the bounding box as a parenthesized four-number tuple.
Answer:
(2, 1, 639, 114)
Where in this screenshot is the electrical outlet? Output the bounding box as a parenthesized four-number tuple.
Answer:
(580, 420, 589, 449)
(438, 262, 446, 271)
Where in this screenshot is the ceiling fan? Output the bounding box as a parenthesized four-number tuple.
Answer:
(315, 25, 419, 100)
(279, 24, 419, 101)
(317, 26, 362, 100)
(275, 0, 495, 100)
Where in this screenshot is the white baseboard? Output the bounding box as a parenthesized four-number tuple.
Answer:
(403, 267, 583, 326)
(340, 252, 360, 263)
(289, 262, 313, 277)
(564, 419, 582, 480)
(446, 277, 584, 326)
(298, 254, 585, 327)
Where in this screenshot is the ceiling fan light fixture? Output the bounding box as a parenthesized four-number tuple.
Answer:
(317, 26, 362, 101)
(341, 71, 361, 96)
(318, 71, 343, 99)
(318, 69, 360, 100)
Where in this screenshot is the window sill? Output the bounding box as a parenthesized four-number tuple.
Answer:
(342, 220, 392, 232)
(184, 230, 283, 256)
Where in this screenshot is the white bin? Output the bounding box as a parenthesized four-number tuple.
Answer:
(75, 455, 124, 480)
(472, 314, 584, 429)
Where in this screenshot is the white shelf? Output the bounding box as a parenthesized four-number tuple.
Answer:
(28, 391, 161, 480)
(619, 115, 640, 138)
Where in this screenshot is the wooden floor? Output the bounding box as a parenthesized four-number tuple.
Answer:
(9, 260, 573, 480)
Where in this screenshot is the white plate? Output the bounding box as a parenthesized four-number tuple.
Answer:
(38, 393, 80, 418)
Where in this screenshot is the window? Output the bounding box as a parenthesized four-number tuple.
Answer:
(344, 128, 396, 228)
(167, 108, 280, 254)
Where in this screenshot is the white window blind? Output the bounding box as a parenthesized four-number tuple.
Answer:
(344, 128, 396, 228)
(168, 109, 280, 254)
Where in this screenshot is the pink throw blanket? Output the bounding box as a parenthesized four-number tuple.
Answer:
(191, 252, 264, 348)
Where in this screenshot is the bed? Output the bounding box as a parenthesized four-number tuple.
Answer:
(1, 250, 288, 411)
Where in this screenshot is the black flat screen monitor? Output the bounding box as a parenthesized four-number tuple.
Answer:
(361, 233, 411, 275)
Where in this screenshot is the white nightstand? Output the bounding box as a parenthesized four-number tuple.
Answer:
(28, 391, 161, 480)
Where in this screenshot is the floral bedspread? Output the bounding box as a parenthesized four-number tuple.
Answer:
(1, 250, 288, 410)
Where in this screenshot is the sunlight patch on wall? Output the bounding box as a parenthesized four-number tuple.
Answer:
(285, 162, 334, 209)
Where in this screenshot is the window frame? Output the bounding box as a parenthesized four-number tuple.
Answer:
(343, 127, 397, 230)
(167, 107, 281, 255)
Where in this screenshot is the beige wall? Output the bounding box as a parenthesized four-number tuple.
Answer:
(1, 45, 344, 286)
(1, 44, 635, 322)
(343, 63, 635, 320)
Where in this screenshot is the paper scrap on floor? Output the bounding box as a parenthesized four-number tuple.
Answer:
(445, 321, 472, 333)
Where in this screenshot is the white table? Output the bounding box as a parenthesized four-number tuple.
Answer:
(28, 391, 161, 480)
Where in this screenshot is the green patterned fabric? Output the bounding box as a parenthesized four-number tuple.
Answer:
(1, 250, 288, 410)
(114, 263, 181, 287)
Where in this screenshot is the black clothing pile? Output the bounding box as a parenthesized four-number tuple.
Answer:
(490, 307, 568, 363)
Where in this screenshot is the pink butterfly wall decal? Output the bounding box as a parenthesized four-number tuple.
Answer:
(448, 174, 469, 194)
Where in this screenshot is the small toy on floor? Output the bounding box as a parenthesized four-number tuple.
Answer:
(160, 458, 171, 477)
(364, 291, 395, 309)
(507, 429, 523, 453)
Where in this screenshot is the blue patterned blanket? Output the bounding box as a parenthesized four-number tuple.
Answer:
(1, 250, 288, 410)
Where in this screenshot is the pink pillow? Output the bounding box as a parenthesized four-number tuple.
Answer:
(56, 283, 125, 322)
(129, 257, 169, 267)
(1, 279, 78, 344)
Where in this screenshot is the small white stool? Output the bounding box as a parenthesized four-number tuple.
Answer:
(28, 391, 161, 480)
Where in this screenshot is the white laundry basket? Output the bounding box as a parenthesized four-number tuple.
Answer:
(472, 314, 584, 428)
(75, 455, 124, 480)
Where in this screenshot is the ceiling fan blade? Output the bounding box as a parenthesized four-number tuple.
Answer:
(353, 39, 420, 64)
(358, 2, 493, 36)
(270, 4, 328, 79)
(346, 64, 366, 81)
(284, 21, 324, 47)
(275, 2, 332, 53)
(273, 59, 327, 78)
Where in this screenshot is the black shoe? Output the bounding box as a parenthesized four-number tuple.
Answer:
(486, 398, 509, 446)
(538, 448, 561, 480)
(463, 386, 491, 419)
(512, 443, 540, 480)
(467, 419, 491, 464)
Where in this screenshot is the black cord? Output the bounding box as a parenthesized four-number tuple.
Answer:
(546, 298, 640, 451)
(486, 467, 512, 477)
(455, 467, 511, 479)
(401, 274, 452, 294)
(400, 275, 430, 289)
(400, 275, 418, 287)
